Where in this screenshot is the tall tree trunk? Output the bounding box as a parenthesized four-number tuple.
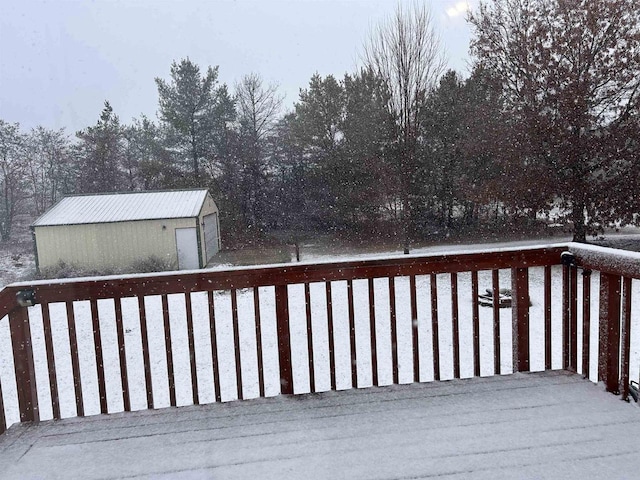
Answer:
(402, 196, 411, 254)
(572, 198, 586, 243)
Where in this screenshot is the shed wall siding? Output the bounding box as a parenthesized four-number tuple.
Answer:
(197, 194, 220, 266)
(35, 218, 197, 270)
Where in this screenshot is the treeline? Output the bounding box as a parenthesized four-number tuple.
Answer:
(0, 67, 504, 245)
(1, 0, 639, 246)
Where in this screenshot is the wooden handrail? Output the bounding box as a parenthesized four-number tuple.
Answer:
(0, 246, 566, 311)
(4, 242, 638, 318)
(570, 243, 640, 279)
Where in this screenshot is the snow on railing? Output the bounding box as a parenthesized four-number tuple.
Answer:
(0, 243, 637, 435)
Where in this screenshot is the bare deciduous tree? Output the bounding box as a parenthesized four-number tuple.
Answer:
(0, 120, 28, 241)
(469, 0, 640, 241)
(25, 126, 72, 214)
(363, 2, 446, 252)
(236, 73, 283, 145)
(235, 73, 284, 227)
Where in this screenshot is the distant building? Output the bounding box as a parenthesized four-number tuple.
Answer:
(32, 189, 220, 272)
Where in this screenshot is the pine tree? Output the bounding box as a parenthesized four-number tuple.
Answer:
(155, 58, 235, 184)
(292, 74, 345, 229)
(75, 101, 124, 193)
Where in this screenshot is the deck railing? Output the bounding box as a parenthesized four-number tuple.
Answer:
(0, 243, 638, 435)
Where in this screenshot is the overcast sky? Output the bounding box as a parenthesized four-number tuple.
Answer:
(0, 0, 476, 134)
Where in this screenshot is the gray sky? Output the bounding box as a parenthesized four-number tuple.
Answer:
(0, 0, 476, 134)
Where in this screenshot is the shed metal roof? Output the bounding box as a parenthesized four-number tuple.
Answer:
(33, 190, 210, 226)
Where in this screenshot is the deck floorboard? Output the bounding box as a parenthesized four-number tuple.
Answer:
(1, 371, 639, 479)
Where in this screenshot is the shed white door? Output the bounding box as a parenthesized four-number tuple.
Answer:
(175, 227, 199, 270)
(203, 212, 220, 262)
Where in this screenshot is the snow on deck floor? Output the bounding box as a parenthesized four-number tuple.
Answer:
(1, 371, 639, 480)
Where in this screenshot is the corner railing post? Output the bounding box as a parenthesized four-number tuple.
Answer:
(619, 277, 632, 400)
(598, 273, 622, 394)
(8, 306, 38, 422)
(561, 260, 578, 371)
(275, 285, 294, 395)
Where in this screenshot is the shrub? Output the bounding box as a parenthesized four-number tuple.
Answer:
(36, 261, 89, 279)
(35, 255, 174, 280)
(128, 255, 173, 273)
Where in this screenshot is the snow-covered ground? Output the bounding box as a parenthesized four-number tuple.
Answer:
(1, 241, 639, 434)
(0, 246, 35, 289)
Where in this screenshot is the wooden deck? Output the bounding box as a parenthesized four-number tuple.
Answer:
(1, 371, 639, 479)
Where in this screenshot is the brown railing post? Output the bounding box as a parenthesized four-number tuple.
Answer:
(66, 301, 84, 416)
(492, 270, 501, 375)
(230, 289, 243, 400)
(8, 306, 38, 422)
(581, 270, 592, 379)
(389, 277, 399, 384)
(561, 262, 579, 371)
(430, 274, 440, 381)
(569, 266, 578, 371)
(347, 279, 358, 389)
(562, 264, 570, 369)
(368, 278, 379, 387)
(544, 266, 552, 370)
(41, 303, 60, 419)
(619, 277, 632, 400)
(185, 293, 199, 405)
(137, 295, 154, 409)
(511, 267, 530, 372)
(451, 273, 460, 379)
(326, 282, 336, 390)
(255, 287, 267, 397)
(471, 271, 480, 378)
(114, 297, 131, 412)
(598, 273, 622, 393)
(161, 294, 177, 407)
(0, 376, 6, 434)
(410, 275, 420, 383)
(275, 285, 293, 395)
(207, 291, 222, 403)
(90, 300, 108, 414)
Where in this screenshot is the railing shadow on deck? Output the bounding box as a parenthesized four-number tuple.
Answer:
(0, 242, 638, 435)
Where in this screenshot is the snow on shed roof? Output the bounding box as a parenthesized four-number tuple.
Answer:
(33, 190, 210, 226)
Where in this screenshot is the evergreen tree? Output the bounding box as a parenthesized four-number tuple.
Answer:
(268, 113, 308, 233)
(291, 74, 345, 229)
(341, 68, 395, 232)
(123, 116, 180, 191)
(420, 71, 467, 230)
(75, 101, 124, 193)
(155, 58, 234, 184)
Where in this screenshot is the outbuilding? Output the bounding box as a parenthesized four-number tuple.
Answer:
(32, 189, 221, 272)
